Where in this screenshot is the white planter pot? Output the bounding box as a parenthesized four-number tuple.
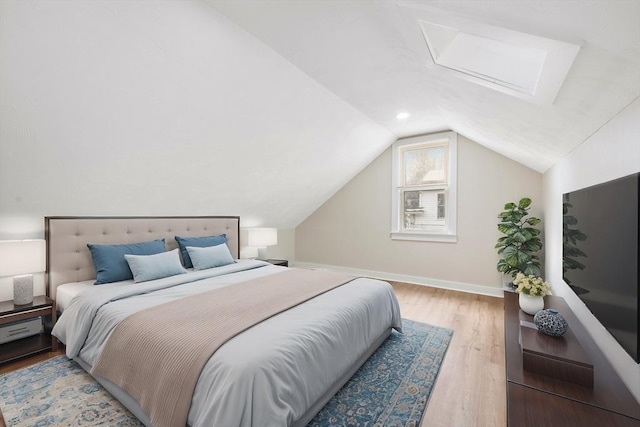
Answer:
(518, 293, 544, 315)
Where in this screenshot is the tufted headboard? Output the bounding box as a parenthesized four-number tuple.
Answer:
(45, 216, 240, 301)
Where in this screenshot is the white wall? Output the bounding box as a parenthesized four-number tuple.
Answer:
(296, 134, 543, 295)
(0, 0, 393, 243)
(543, 98, 640, 400)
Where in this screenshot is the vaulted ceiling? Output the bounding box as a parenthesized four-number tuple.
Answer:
(209, 0, 640, 173)
(1, 1, 638, 236)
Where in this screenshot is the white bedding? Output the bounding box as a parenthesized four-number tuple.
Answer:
(54, 264, 239, 313)
(56, 280, 106, 312)
(52, 260, 402, 427)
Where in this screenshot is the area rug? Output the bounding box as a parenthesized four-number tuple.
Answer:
(0, 319, 452, 427)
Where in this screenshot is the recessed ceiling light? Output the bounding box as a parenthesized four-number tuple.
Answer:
(396, 112, 411, 120)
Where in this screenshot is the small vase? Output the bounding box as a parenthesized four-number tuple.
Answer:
(519, 293, 544, 315)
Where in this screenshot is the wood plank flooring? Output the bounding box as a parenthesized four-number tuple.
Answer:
(0, 282, 506, 427)
(390, 282, 506, 427)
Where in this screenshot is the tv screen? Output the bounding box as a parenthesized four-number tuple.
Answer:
(563, 173, 639, 363)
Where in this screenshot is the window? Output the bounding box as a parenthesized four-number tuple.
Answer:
(391, 131, 457, 242)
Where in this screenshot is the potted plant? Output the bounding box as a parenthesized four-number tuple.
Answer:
(495, 197, 543, 280)
(513, 273, 552, 315)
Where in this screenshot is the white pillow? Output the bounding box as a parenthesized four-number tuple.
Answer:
(124, 249, 187, 283)
(186, 244, 235, 270)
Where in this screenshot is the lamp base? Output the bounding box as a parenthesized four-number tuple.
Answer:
(257, 247, 268, 260)
(13, 274, 34, 305)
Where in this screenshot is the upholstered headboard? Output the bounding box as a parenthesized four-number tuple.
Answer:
(45, 216, 240, 301)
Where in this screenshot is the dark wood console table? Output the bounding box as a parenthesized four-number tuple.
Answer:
(504, 291, 640, 426)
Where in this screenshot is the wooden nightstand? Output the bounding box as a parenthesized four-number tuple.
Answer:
(0, 296, 57, 365)
(266, 259, 288, 267)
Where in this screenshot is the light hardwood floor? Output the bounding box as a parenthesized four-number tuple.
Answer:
(0, 282, 507, 427)
(390, 282, 507, 427)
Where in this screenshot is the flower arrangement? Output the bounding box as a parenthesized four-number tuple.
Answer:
(513, 273, 552, 297)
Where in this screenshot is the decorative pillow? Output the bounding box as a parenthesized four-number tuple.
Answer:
(87, 239, 166, 285)
(124, 249, 187, 283)
(175, 234, 228, 268)
(186, 244, 235, 271)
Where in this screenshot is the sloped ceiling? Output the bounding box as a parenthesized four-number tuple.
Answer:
(208, 0, 640, 173)
(0, 0, 394, 235)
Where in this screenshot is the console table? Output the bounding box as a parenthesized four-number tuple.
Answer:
(504, 291, 640, 426)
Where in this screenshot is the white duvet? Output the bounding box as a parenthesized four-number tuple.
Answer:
(52, 260, 402, 427)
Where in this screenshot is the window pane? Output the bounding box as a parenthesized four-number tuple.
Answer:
(437, 193, 446, 219)
(403, 145, 447, 186)
(402, 189, 447, 233)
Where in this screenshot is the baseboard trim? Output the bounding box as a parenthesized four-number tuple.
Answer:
(293, 262, 504, 298)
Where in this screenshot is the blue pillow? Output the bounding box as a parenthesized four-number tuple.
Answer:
(175, 234, 228, 268)
(87, 239, 166, 284)
(124, 249, 187, 283)
(186, 244, 235, 271)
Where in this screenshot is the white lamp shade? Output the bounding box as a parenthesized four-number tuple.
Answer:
(0, 240, 46, 277)
(247, 228, 278, 248)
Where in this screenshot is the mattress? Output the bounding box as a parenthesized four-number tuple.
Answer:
(53, 261, 402, 426)
(55, 269, 212, 312)
(56, 280, 108, 312)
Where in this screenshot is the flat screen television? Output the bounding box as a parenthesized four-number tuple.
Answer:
(563, 172, 639, 363)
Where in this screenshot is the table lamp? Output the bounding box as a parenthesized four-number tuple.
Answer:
(247, 228, 278, 260)
(0, 239, 46, 305)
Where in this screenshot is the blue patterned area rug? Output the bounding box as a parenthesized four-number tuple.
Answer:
(0, 319, 452, 427)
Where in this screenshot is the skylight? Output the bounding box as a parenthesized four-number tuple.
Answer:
(398, 4, 581, 105)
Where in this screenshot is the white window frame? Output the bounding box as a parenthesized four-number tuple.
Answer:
(391, 131, 457, 242)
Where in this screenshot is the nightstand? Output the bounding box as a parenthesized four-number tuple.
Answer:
(266, 259, 288, 267)
(0, 296, 57, 365)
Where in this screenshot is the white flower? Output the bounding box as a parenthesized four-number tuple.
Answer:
(513, 274, 551, 297)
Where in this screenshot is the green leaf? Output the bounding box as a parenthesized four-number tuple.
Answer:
(517, 251, 531, 265)
(523, 227, 541, 237)
(512, 231, 530, 242)
(504, 202, 516, 210)
(502, 245, 517, 257)
(501, 237, 516, 247)
(526, 217, 541, 226)
(503, 246, 530, 267)
(495, 236, 513, 249)
(518, 198, 532, 209)
(512, 210, 527, 219)
(497, 259, 518, 277)
(498, 224, 518, 235)
(497, 259, 509, 272)
(563, 216, 578, 225)
(523, 264, 540, 276)
(522, 240, 543, 252)
(498, 211, 520, 220)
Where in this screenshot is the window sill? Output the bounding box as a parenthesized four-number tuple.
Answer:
(391, 232, 458, 243)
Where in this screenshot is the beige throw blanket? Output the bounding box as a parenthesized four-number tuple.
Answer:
(91, 268, 355, 427)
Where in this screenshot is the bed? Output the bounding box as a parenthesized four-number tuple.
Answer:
(47, 216, 402, 427)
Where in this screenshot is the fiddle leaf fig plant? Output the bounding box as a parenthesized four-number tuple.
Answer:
(496, 197, 543, 278)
